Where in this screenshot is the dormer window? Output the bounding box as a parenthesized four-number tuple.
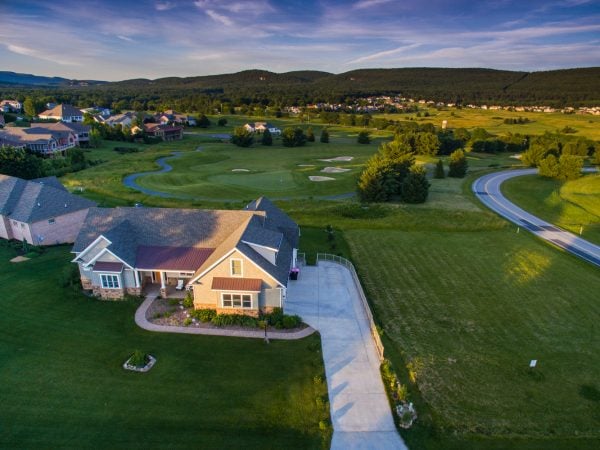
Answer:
(230, 258, 243, 276)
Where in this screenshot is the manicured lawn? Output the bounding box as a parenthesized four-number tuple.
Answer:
(375, 108, 600, 141)
(502, 173, 600, 245)
(345, 228, 600, 448)
(0, 245, 330, 449)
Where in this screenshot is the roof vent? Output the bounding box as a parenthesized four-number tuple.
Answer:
(37, 202, 41, 207)
(64, 203, 68, 208)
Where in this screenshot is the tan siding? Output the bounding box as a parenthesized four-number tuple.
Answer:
(29, 208, 89, 245)
(192, 249, 279, 311)
(0, 216, 12, 240)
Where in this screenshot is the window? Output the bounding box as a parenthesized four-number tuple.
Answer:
(48, 218, 55, 224)
(230, 259, 243, 276)
(100, 274, 120, 289)
(222, 293, 252, 309)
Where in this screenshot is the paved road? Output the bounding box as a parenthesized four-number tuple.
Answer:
(286, 261, 407, 450)
(473, 168, 600, 268)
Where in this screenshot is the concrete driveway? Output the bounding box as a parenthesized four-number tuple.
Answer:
(473, 168, 600, 268)
(286, 261, 407, 450)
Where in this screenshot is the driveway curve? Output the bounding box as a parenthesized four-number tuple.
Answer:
(473, 168, 600, 268)
(286, 261, 407, 450)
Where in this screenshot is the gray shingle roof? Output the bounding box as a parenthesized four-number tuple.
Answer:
(0, 175, 95, 223)
(74, 198, 297, 286)
(246, 197, 299, 248)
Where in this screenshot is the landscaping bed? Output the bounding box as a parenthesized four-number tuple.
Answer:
(147, 297, 307, 333)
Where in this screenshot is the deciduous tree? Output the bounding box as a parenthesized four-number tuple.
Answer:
(448, 149, 468, 178)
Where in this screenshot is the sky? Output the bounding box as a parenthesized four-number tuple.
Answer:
(1, 0, 599, 81)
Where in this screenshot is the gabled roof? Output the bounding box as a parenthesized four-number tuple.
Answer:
(39, 104, 83, 118)
(0, 175, 96, 223)
(74, 198, 298, 287)
(32, 176, 68, 192)
(32, 122, 90, 134)
(246, 197, 299, 248)
(212, 277, 262, 292)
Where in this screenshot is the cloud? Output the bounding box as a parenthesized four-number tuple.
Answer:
(117, 35, 134, 42)
(155, 1, 175, 11)
(5, 43, 82, 66)
(205, 9, 233, 26)
(353, 0, 393, 10)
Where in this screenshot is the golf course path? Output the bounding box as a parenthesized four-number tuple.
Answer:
(473, 168, 600, 268)
(122, 150, 356, 202)
(123, 151, 191, 199)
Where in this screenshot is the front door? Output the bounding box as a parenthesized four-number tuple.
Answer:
(153, 271, 161, 283)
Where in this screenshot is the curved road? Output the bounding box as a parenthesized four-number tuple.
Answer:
(473, 168, 600, 268)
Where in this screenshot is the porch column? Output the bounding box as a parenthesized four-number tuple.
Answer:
(160, 271, 166, 289)
(134, 270, 140, 288)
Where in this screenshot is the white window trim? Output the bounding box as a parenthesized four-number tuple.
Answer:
(221, 292, 253, 309)
(100, 273, 121, 289)
(230, 258, 243, 277)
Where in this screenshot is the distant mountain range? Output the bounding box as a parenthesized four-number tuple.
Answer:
(0, 71, 106, 86)
(1, 67, 598, 106)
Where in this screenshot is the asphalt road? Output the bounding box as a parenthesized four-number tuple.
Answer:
(472, 168, 600, 268)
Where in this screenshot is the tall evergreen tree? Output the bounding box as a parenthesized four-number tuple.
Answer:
(261, 128, 272, 146)
(434, 159, 445, 178)
(400, 166, 430, 203)
(320, 128, 330, 143)
(306, 127, 315, 142)
(448, 149, 468, 178)
(231, 126, 254, 147)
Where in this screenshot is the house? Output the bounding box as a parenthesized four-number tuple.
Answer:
(157, 110, 188, 125)
(38, 104, 84, 122)
(186, 116, 197, 126)
(0, 134, 26, 150)
(71, 197, 299, 316)
(103, 111, 136, 127)
(1, 100, 22, 113)
(0, 126, 77, 155)
(0, 175, 97, 246)
(243, 122, 282, 135)
(144, 123, 183, 141)
(0, 114, 5, 128)
(28, 122, 91, 147)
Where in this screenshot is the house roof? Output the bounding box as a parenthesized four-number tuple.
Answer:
(39, 104, 83, 118)
(32, 122, 90, 134)
(31, 176, 68, 192)
(74, 199, 297, 287)
(136, 246, 214, 271)
(93, 261, 124, 273)
(211, 277, 262, 292)
(0, 175, 96, 223)
(245, 197, 299, 248)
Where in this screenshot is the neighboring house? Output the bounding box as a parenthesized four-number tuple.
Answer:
(0, 175, 97, 246)
(244, 122, 281, 135)
(29, 122, 91, 147)
(72, 197, 299, 316)
(158, 110, 188, 125)
(0, 126, 77, 155)
(38, 104, 84, 122)
(0, 134, 26, 150)
(1, 100, 22, 113)
(0, 113, 5, 128)
(103, 111, 136, 127)
(144, 123, 183, 141)
(186, 116, 197, 126)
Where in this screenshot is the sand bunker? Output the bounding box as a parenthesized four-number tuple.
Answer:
(322, 167, 350, 173)
(231, 169, 250, 172)
(319, 156, 354, 162)
(298, 164, 315, 167)
(309, 176, 336, 182)
(10, 256, 29, 263)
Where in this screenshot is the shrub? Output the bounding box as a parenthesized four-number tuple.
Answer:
(357, 130, 371, 144)
(267, 307, 284, 326)
(217, 118, 227, 127)
(399, 166, 430, 204)
(190, 308, 216, 323)
(448, 149, 468, 178)
(113, 146, 138, 154)
(306, 126, 315, 142)
(168, 298, 180, 306)
(320, 128, 330, 143)
(182, 292, 194, 308)
(183, 318, 192, 327)
(282, 314, 302, 329)
(129, 350, 147, 368)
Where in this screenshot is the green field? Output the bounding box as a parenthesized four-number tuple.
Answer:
(375, 108, 600, 141)
(50, 113, 600, 448)
(0, 245, 330, 449)
(502, 173, 600, 245)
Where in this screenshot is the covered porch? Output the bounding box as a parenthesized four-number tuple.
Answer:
(139, 270, 193, 298)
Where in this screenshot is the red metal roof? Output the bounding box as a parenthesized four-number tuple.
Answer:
(211, 277, 262, 292)
(93, 261, 124, 272)
(136, 246, 214, 271)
